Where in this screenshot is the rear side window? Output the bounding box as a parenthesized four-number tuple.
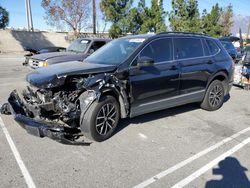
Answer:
(206, 39, 220, 55)
(174, 38, 203, 59)
(140, 38, 173, 63)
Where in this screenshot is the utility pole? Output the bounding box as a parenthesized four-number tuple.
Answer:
(25, 0, 30, 31)
(239, 28, 243, 49)
(247, 20, 250, 41)
(25, 0, 34, 31)
(27, 0, 34, 31)
(92, 0, 96, 34)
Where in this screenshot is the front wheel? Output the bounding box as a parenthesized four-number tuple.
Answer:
(200, 80, 225, 111)
(80, 95, 120, 142)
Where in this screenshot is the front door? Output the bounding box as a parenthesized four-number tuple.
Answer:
(129, 38, 180, 117)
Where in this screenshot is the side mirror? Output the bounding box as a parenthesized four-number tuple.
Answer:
(137, 56, 154, 68)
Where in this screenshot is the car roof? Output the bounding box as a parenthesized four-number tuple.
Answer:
(119, 32, 215, 41)
(77, 38, 111, 42)
(155, 32, 214, 39)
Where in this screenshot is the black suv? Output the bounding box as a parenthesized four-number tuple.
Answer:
(1, 32, 234, 143)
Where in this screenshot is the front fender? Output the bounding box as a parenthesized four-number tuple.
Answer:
(78, 74, 129, 118)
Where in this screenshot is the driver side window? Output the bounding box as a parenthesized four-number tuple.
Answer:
(139, 38, 173, 63)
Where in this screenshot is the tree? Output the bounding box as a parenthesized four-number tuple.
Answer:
(126, 7, 143, 34)
(186, 0, 200, 32)
(220, 4, 233, 36)
(41, 0, 91, 35)
(100, 0, 133, 38)
(0, 6, 9, 29)
(139, 0, 167, 33)
(101, 0, 167, 37)
(201, 3, 223, 37)
(169, 0, 201, 32)
(125, 0, 149, 34)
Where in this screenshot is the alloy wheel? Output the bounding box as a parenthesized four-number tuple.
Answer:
(95, 103, 117, 135)
(209, 84, 223, 107)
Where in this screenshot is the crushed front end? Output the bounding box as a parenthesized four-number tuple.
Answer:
(3, 88, 90, 145)
(1, 66, 129, 144)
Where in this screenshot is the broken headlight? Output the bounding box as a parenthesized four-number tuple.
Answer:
(79, 90, 97, 113)
(83, 91, 96, 106)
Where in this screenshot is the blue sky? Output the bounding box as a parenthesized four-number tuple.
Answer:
(1, 0, 250, 31)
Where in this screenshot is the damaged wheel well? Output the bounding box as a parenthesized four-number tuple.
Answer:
(102, 90, 119, 102)
(101, 89, 127, 119)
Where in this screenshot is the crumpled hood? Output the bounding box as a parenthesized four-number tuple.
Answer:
(26, 61, 117, 88)
(32, 52, 77, 61)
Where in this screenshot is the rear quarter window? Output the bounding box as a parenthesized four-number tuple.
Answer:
(174, 38, 204, 59)
(206, 39, 220, 55)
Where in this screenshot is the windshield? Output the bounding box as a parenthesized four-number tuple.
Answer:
(67, 39, 90, 53)
(85, 38, 145, 65)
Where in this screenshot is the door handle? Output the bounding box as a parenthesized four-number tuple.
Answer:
(206, 60, 214, 64)
(170, 65, 178, 70)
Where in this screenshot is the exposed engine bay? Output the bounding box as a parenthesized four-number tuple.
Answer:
(22, 73, 129, 123)
(1, 72, 129, 145)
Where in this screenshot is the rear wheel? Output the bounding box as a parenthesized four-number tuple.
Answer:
(80, 95, 120, 142)
(200, 80, 225, 111)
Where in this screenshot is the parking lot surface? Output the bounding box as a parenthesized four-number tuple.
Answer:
(0, 55, 250, 188)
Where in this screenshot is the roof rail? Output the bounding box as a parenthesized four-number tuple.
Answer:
(157, 32, 209, 36)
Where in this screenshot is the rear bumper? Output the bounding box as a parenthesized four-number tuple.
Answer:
(6, 90, 89, 145)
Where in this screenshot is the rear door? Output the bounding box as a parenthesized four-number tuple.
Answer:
(174, 37, 213, 95)
(129, 38, 181, 117)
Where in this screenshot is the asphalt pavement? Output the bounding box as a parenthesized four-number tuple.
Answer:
(0, 55, 250, 188)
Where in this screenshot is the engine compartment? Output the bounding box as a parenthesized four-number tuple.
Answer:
(0, 71, 130, 144)
(13, 73, 129, 127)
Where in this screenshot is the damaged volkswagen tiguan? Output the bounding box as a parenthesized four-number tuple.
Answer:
(1, 32, 234, 144)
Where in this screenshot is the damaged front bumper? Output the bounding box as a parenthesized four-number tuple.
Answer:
(2, 90, 90, 145)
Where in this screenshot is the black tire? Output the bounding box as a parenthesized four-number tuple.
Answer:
(80, 95, 120, 142)
(200, 80, 225, 111)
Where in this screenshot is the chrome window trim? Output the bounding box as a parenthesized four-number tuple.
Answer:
(173, 37, 221, 61)
(129, 36, 221, 68)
